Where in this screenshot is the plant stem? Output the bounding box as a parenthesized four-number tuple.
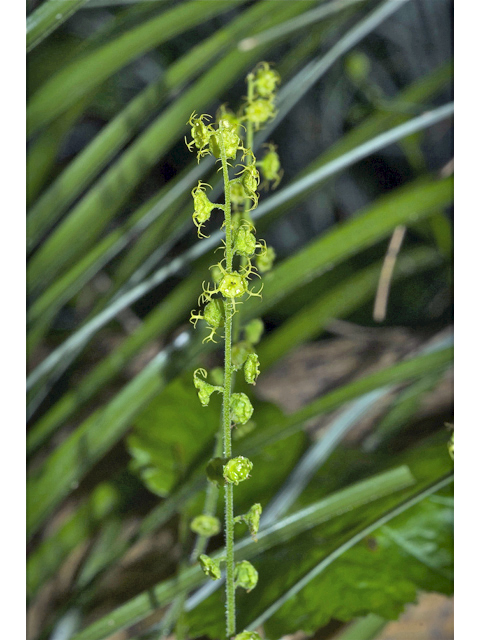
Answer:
(218, 129, 236, 638)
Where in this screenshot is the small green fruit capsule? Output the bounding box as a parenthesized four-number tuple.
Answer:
(223, 456, 253, 485)
(230, 393, 254, 425)
(234, 560, 258, 591)
(206, 457, 228, 486)
(190, 515, 221, 537)
(203, 299, 224, 328)
(232, 341, 254, 371)
(245, 318, 264, 345)
(198, 554, 221, 580)
(233, 632, 262, 640)
(234, 224, 257, 257)
(245, 98, 276, 129)
(244, 352, 260, 385)
(219, 271, 247, 299)
(256, 245, 276, 273)
(254, 62, 280, 97)
(193, 369, 222, 407)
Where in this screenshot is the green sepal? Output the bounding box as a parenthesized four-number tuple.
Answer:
(244, 352, 260, 385)
(198, 554, 221, 581)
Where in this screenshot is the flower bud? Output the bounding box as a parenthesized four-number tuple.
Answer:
(234, 560, 258, 591)
(244, 352, 260, 385)
(245, 98, 276, 129)
(230, 393, 254, 425)
(223, 456, 253, 485)
(203, 299, 224, 328)
(190, 515, 221, 537)
(260, 144, 282, 188)
(234, 224, 257, 257)
(253, 62, 280, 98)
(233, 632, 262, 640)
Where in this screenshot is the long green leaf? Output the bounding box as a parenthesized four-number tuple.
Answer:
(27, 0, 90, 52)
(27, 0, 244, 136)
(70, 466, 415, 640)
(26, 0, 282, 247)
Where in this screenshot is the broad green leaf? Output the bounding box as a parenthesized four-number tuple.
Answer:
(27, 0, 90, 52)
(127, 375, 221, 497)
(70, 465, 415, 640)
(30, 340, 451, 607)
(27, 1, 245, 136)
(258, 481, 453, 637)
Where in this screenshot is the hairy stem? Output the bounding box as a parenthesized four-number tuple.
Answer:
(218, 128, 236, 638)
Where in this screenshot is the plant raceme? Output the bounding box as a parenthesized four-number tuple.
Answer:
(186, 62, 282, 640)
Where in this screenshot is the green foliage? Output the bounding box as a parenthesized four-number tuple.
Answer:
(27, 2, 453, 639)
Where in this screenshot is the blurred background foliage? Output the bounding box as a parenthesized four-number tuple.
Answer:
(26, 1, 453, 639)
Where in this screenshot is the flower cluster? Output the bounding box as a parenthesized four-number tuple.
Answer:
(185, 62, 282, 639)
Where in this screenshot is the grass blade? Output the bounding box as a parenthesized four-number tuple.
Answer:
(247, 474, 453, 629)
(27, 0, 90, 52)
(27, 0, 244, 136)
